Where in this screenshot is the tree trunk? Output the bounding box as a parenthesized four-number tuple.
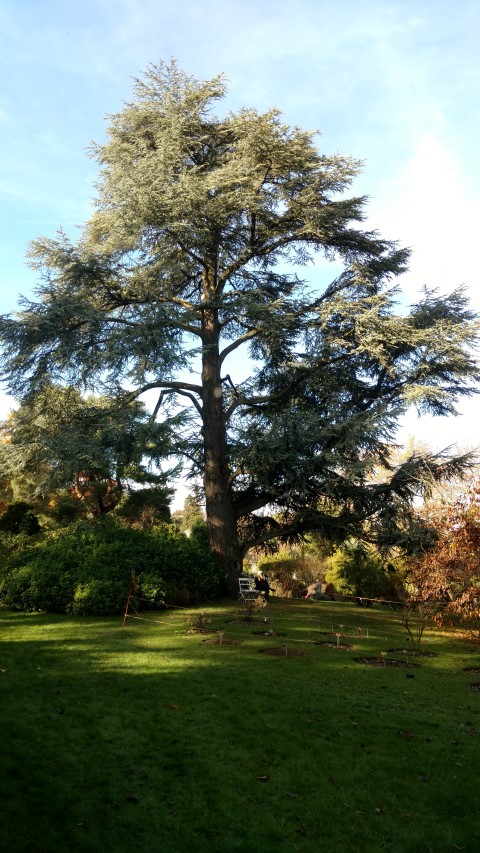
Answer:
(201, 301, 241, 592)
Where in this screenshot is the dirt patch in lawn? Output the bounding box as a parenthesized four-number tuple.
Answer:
(202, 636, 242, 645)
(463, 666, 480, 674)
(468, 681, 480, 691)
(314, 641, 352, 650)
(354, 656, 420, 668)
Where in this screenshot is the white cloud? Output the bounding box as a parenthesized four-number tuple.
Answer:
(371, 133, 480, 306)
(398, 396, 480, 457)
(369, 133, 480, 453)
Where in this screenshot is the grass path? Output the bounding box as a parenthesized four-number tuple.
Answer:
(1, 599, 479, 852)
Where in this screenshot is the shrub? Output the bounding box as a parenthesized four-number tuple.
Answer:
(325, 541, 406, 603)
(137, 572, 166, 607)
(408, 491, 480, 640)
(257, 550, 323, 597)
(69, 580, 127, 616)
(0, 518, 225, 615)
(0, 502, 41, 535)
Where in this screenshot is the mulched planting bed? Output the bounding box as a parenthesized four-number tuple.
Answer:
(188, 629, 217, 635)
(202, 637, 242, 645)
(314, 641, 352, 650)
(258, 646, 306, 657)
(354, 656, 420, 668)
(463, 666, 480, 673)
(251, 630, 287, 637)
(388, 647, 438, 657)
(468, 681, 480, 691)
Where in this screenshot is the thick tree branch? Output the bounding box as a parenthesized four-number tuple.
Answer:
(233, 491, 276, 518)
(219, 329, 260, 364)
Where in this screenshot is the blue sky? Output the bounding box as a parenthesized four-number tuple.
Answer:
(1, 0, 479, 479)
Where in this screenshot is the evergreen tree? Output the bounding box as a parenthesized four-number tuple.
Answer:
(1, 61, 478, 585)
(0, 383, 174, 516)
(181, 490, 205, 531)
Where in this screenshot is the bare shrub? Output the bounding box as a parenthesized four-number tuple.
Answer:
(400, 603, 438, 652)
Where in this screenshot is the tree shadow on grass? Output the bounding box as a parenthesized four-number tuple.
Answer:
(1, 608, 479, 853)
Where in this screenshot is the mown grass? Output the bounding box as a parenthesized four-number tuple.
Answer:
(1, 598, 479, 852)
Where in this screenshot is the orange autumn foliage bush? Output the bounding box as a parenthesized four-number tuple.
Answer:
(410, 482, 480, 640)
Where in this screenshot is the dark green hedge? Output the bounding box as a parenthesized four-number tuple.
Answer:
(0, 519, 226, 615)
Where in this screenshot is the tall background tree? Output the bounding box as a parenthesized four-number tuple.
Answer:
(179, 489, 205, 531)
(0, 61, 479, 585)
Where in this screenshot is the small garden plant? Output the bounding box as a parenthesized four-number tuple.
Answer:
(236, 593, 266, 622)
(187, 610, 212, 633)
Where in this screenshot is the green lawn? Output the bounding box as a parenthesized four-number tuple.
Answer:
(1, 598, 479, 852)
